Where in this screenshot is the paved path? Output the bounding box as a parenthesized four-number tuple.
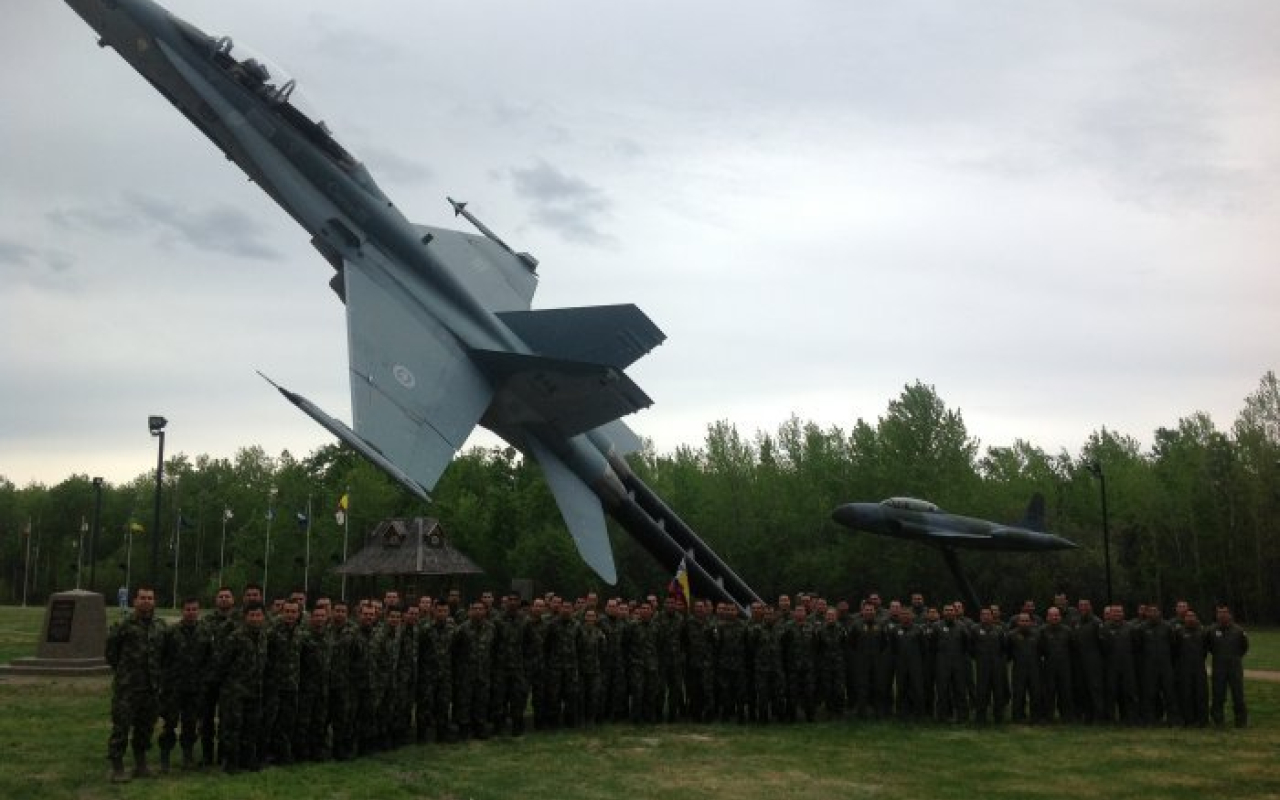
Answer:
(1244, 669, 1280, 683)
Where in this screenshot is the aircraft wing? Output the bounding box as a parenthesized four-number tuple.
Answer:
(924, 528, 993, 542)
(344, 249, 494, 491)
(414, 224, 538, 312)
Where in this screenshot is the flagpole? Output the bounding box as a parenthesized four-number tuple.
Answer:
(172, 510, 182, 610)
(340, 486, 350, 603)
(263, 486, 277, 600)
(21, 519, 32, 608)
(304, 494, 313, 596)
(125, 524, 134, 598)
(218, 508, 230, 587)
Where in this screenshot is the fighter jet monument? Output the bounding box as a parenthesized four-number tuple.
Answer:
(832, 494, 1077, 612)
(62, 0, 761, 612)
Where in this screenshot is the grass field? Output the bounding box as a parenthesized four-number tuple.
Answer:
(1, 605, 1278, 800)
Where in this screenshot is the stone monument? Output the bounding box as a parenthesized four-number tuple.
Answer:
(0, 589, 111, 677)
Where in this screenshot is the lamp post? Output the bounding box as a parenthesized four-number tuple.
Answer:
(1086, 460, 1113, 605)
(148, 415, 167, 587)
(89, 477, 104, 592)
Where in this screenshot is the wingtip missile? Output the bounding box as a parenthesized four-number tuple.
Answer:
(259, 373, 433, 504)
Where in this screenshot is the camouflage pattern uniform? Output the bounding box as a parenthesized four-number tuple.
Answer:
(683, 606, 717, 722)
(750, 616, 784, 722)
(198, 609, 237, 765)
(106, 609, 166, 773)
(627, 612, 660, 723)
(714, 611, 748, 723)
(158, 616, 211, 768)
(655, 606, 686, 722)
(782, 616, 818, 722)
(416, 613, 454, 742)
(217, 621, 268, 771)
(327, 617, 359, 759)
(544, 612, 582, 727)
(295, 622, 332, 760)
(262, 617, 303, 763)
(492, 608, 533, 734)
(577, 620, 607, 725)
(452, 613, 495, 739)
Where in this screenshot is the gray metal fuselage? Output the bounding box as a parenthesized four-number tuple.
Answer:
(65, 0, 626, 502)
(831, 500, 1078, 553)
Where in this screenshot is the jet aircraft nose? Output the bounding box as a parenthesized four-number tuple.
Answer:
(63, 0, 167, 41)
(831, 503, 882, 531)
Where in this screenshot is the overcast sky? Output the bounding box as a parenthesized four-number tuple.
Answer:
(3, 1, 1277, 487)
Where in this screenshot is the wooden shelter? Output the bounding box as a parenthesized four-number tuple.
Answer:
(334, 517, 482, 599)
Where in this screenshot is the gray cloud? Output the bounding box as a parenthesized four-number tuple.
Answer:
(47, 193, 282, 260)
(508, 159, 614, 245)
(0, 238, 77, 289)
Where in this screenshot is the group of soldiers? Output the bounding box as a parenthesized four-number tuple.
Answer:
(104, 583, 1252, 782)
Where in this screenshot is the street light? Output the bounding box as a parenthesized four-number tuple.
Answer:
(149, 415, 167, 587)
(1086, 460, 1113, 605)
(89, 477, 104, 592)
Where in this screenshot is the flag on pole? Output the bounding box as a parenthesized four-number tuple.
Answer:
(223, 507, 234, 522)
(335, 493, 349, 526)
(667, 556, 691, 607)
(128, 521, 145, 534)
(295, 511, 309, 528)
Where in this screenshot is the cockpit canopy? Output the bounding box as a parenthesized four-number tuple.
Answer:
(881, 497, 940, 513)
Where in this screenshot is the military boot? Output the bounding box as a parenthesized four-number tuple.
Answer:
(132, 751, 153, 779)
(158, 747, 171, 774)
(181, 745, 195, 770)
(109, 757, 130, 783)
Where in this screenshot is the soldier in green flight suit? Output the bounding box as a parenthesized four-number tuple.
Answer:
(1007, 612, 1041, 723)
(970, 607, 1007, 723)
(891, 611, 926, 721)
(1208, 604, 1249, 727)
(816, 608, 846, 718)
(105, 585, 166, 782)
(158, 597, 210, 772)
(1174, 609, 1209, 726)
(931, 604, 971, 723)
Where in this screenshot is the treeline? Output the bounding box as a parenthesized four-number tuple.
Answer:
(2, 373, 1278, 622)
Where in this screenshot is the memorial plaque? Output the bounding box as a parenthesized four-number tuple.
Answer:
(46, 598, 76, 643)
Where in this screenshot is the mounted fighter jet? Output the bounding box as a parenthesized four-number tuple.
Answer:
(832, 495, 1077, 612)
(62, 0, 761, 611)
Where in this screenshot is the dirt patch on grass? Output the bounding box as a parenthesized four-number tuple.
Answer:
(1244, 669, 1280, 683)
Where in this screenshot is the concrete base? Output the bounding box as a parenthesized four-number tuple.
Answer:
(0, 656, 109, 677)
(0, 589, 110, 678)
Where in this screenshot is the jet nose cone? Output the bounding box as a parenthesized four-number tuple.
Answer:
(63, 0, 107, 32)
(1055, 535, 1080, 550)
(832, 503, 873, 530)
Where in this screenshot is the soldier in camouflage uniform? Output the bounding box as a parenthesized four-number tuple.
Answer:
(578, 608, 608, 725)
(327, 601, 359, 760)
(159, 597, 210, 772)
(492, 595, 533, 735)
(218, 603, 268, 773)
(417, 601, 454, 742)
(452, 601, 495, 739)
(782, 606, 818, 722)
(603, 598, 630, 723)
(105, 585, 166, 782)
(816, 608, 846, 717)
(750, 606, 784, 723)
(683, 599, 717, 723)
(627, 602, 660, 724)
(262, 598, 303, 764)
(198, 586, 237, 766)
(353, 602, 384, 754)
(545, 600, 582, 727)
(655, 596, 686, 722)
(714, 602, 748, 723)
(526, 597, 552, 729)
(385, 605, 417, 747)
(295, 604, 332, 760)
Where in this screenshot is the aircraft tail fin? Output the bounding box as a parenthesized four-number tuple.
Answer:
(525, 438, 617, 584)
(1018, 493, 1046, 532)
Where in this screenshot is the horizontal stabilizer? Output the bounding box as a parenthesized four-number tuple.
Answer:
(526, 437, 616, 584)
(497, 305, 665, 368)
(472, 349, 653, 439)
